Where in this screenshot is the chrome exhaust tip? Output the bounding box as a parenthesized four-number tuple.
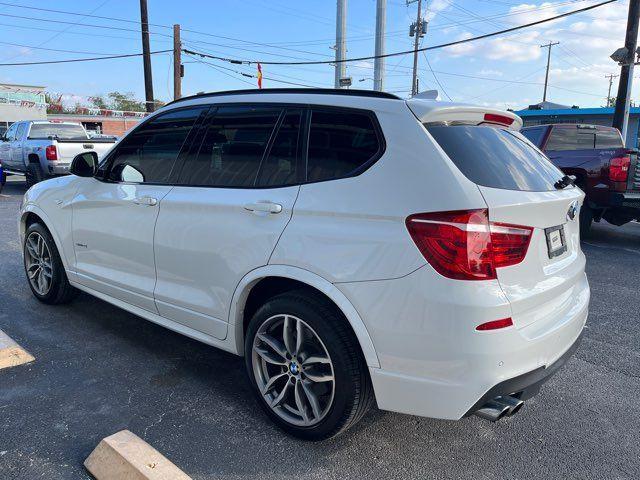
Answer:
(495, 395, 524, 416)
(474, 400, 510, 422)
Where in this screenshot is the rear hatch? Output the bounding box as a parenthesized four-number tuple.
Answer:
(409, 101, 587, 334)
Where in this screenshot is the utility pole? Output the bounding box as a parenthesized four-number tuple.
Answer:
(139, 0, 154, 112)
(540, 41, 559, 103)
(409, 0, 423, 96)
(606, 73, 619, 107)
(613, 0, 640, 143)
(334, 0, 347, 89)
(373, 0, 386, 92)
(173, 24, 182, 100)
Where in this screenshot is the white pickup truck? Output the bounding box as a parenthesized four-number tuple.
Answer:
(0, 121, 117, 187)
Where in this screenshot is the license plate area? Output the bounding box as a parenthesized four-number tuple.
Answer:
(545, 225, 567, 259)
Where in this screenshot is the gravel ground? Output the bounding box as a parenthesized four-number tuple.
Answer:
(1, 176, 639, 479)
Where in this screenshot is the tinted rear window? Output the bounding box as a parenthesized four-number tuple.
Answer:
(29, 123, 88, 140)
(545, 127, 595, 151)
(427, 125, 564, 192)
(596, 129, 623, 149)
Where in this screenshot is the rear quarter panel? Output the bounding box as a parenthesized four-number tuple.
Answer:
(271, 103, 489, 283)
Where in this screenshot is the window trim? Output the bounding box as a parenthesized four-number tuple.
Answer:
(97, 102, 386, 189)
(96, 104, 210, 185)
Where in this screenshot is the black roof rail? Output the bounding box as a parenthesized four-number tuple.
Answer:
(164, 88, 401, 107)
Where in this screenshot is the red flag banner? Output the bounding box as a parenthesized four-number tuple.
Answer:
(257, 63, 263, 89)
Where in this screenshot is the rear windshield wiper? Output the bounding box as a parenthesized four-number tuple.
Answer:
(554, 175, 576, 190)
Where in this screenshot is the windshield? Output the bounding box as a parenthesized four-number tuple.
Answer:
(427, 125, 565, 192)
(29, 123, 88, 140)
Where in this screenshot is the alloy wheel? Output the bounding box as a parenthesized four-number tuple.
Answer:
(24, 231, 53, 296)
(252, 314, 335, 427)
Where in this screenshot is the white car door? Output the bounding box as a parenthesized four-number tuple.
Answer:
(153, 106, 302, 339)
(71, 106, 207, 313)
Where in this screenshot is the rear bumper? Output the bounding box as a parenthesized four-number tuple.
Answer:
(338, 262, 589, 420)
(609, 191, 640, 210)
(463, 329, 583, 417)
(48, 163, 70, 175)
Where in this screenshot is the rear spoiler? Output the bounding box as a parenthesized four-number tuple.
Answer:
(406, 99, 523, 131)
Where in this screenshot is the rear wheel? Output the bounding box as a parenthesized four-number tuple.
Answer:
(25, 163, 44, 188)
(244, 290, 373, 440)
(23, 223, 78, 304)
(579, 203, 593, 238)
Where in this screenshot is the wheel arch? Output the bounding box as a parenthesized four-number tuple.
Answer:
(228, 265, 380, 368)
(19, 206, 70, 270)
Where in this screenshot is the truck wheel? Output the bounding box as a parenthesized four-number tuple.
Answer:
(579, 203, 593, 238)
(25, 163, 44, 188)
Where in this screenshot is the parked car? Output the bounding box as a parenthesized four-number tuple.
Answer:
(18, 89, 589, 440)
(0, 120, 116, 187)
(521, 123, 640, 236)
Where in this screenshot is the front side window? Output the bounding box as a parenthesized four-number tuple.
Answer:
(15, 123, 26, 141)
(4, 123, 17, 141)
(307, 109, 381, 183)
(178, 105, 281, 187)
(106, 107, 205, 184)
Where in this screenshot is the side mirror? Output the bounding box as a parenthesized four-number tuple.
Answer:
(70, 151, 98, 177)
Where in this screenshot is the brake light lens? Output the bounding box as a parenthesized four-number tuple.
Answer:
(483, 113, 515, 126)
(406, 209, 533, 281)
(45, 145, 58, 161)
(609, 156, 630, 182)
(476, 317, 514, 331)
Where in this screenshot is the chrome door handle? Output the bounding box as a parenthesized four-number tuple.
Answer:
(244, 202, 283, 214)
(133, 196, 158, 206)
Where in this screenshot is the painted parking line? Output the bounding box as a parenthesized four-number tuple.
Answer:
(0, 329, 35, 370)
(84, 430, 191, 480)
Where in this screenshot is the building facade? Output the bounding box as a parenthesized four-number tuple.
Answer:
(0, 83, 47, 134)
(515, 106, 640, 149)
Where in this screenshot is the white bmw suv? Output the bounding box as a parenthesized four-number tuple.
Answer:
(19, 89, 589, 440)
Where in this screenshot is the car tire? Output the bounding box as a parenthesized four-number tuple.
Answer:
(244, 290, 374, 441)
(25, 163, 44, 188)
(579, 203, 593, 238)
(23, 222, 78, 305)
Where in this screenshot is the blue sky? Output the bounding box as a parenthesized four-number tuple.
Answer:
(0, 0, 631, 110)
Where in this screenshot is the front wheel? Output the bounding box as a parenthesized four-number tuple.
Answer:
(23, 223, 78, 304)
(244, 291, 373, 440)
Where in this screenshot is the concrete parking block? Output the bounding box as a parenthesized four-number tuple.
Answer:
(0, 329, 35, 370)
(84, 430, 191, 480)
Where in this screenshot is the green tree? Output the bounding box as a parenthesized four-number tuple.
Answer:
(107, 91, 145, 112)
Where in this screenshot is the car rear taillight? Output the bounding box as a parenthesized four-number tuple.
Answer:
(406, 209, 533, 281)
(609, 156, 630, 182)
(45, 145, 58, 161)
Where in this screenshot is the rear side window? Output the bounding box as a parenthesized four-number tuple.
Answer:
(596, 129, 623, 149)
(307, 109, 380, 183)
(178, 105, 281, 187)
(256, 109, 301, 187)
(427, 125, 564, 192)
(545, 127, 595, 151)
(520, 127, 546, 147)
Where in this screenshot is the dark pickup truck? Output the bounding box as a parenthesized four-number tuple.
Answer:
(521, 123, 640, 236)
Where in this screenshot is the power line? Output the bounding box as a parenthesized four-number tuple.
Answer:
(421, 51, 452, 101)
(0, 50, 171, 66)
(183, 0, 615, 66)
(0, 40, 126, 56)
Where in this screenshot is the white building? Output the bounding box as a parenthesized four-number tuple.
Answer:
(0, 83, 47, 134)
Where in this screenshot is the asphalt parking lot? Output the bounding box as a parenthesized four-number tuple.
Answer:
(1, 176, 639, 480)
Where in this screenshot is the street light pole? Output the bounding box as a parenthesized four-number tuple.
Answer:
(410, 0, 422, 97)
(373, 0, 386, 92)
(335, 0, 347, 89)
